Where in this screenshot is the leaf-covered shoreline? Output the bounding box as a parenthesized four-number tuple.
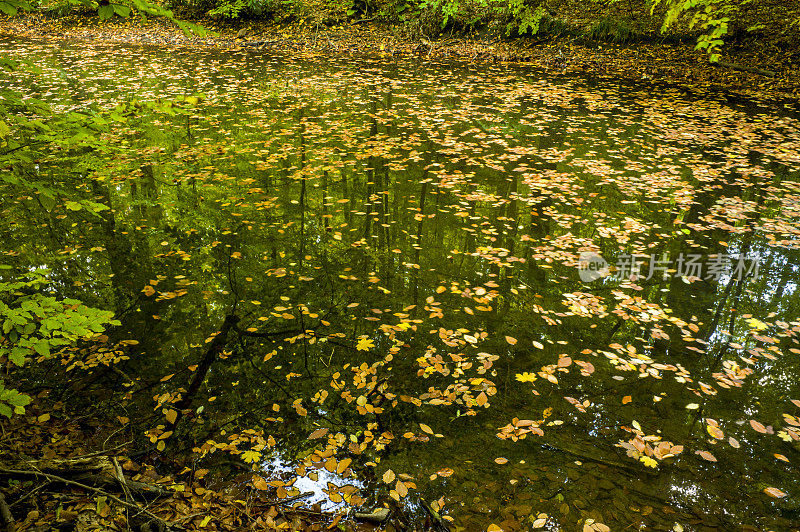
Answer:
(1, 10, 798, 101)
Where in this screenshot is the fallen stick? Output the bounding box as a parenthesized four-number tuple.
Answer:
(0, 468, 181, 530)
(1, 457, 167, 498)
(264, 491, 314, 506)
(712, 60, 776, 77)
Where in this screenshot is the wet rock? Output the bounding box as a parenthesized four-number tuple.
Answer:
(354, 507, 390, 523)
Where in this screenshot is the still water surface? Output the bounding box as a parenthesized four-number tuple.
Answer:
(3, 36, 800, 530)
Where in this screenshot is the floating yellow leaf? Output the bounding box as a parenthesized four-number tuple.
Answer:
(745, 318, 768, 330)
(639, 456, 658, 468)
(395, 479, 408, 497)
(356, 337, 374, 351)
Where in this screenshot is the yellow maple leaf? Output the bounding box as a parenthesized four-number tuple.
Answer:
(241, 450, 261, 463)
(356, 338, 375, 351)
(515, 372, 537, 383)
(639, 456, 658, 468)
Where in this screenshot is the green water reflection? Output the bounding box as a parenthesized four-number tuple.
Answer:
(2, 36, 800, 531)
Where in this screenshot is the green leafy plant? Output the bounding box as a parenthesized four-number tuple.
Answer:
(650, 0, 747, 61)
(0, 267, 119, 417)
(0, 0, 30, 15)
(207, 0, 272, 18)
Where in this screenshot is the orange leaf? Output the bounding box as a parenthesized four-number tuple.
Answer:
(622, 396, 632, 404)
(763, 487, 787, 498)
(695, 450, 717, 462)
(476, 392, 488, 407)
(337, 458, 352, 474)
(749, 420, 767, 433)
(505, 336, 517, 345)
(309, 428, 329, 439)
(494, 457, 508, 464)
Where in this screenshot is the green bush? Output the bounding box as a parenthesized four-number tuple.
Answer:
(207, 0, 275, 18)
(587, 15, 634, 43)
(650, 0, 748, 61)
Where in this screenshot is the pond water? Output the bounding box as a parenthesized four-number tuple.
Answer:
(3, 35, 800, 531)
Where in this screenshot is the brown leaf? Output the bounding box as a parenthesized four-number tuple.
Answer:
(308, 427, 329, 439)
